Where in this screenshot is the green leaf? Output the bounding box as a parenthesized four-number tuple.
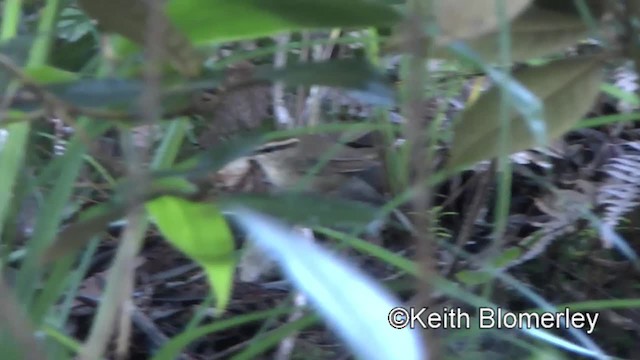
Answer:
(23, 65, 78, 84)
(42, 59, 393, 115)
(44, 78, 193, 113)
(493, 247, 522, 268)
(433, 6, 593, 63)
(218, 192, 380, 229)
(254, 60, 395, 105)
(43, 179, 196, 263)
(447, 57, 604, 169)
(46, 78, 147, 109)
(166, 0, 402, 44)
(455, 270, 492, 286)
(146, 197, 235, 311)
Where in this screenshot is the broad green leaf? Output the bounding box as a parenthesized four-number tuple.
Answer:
(447, 57, 604, 169)
(23, 65, 78, 84)
(232, 209, 426, 360)
(146, 197, 235, 311)
(43, 180, 196, 263)
(434, 0, 532, 43)
(46, 78, 148, 109)
(57, 7, 95, 42)
(166, 0, 402, 44)
(254, 60, 395, 105)
(41, 59, 393, 115)
(45, 78, 194, 114)
(78, 0, 201, 76)
(447, 42, 546, 144)
(218, 193, 380, 229)
(433, 6, 594, 63)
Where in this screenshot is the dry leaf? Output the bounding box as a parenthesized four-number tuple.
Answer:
(447, 57, 604, 169)
(435, 0, 532, 43)
(433, 6, 594, 63)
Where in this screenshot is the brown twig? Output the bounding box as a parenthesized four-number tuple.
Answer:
(400, 0, 437, 358)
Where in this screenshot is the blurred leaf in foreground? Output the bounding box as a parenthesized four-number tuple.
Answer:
(34, 59, 392, 118)
(447, 56, 604, 169)
(218, 192, 380, 229)
(147, 197, 235, 311)
(232, 209, 426, 360)
(43, 177, 197, 263)
(167, 0, 402, 44)
(23, 65, 78, 84)
(255, 60, 395, 106)
(43, 78, 194, 115)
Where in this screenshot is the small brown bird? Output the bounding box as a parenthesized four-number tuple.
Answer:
(252, 133, 387, 204)
(251, 133, 418, 243)
(194, 62, 272, 144)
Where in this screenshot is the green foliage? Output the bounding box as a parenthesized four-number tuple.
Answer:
(147, 197, 236, 311)
(3, 0, 640, 359)
(166, 0, 402, 44)
(218, 192, 380, 228)
(23, 65, 78, 83)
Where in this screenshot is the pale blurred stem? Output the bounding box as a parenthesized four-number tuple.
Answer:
(0, 0, 59, 241)
(0, 3, 58, 358)
(402, 0, 438, 356)
(295, 32, 311, 121)
(80, 1, 166, 358)
(305, 29, 341, 126)
(79, 210, 148, 360)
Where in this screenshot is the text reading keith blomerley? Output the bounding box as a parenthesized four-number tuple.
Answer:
(388, 307, 598, 334)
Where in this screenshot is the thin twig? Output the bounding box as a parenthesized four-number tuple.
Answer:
(303, 29, 341, 126)
(273, 33, 294, 128)
(443, 165, 494, 276)
(80, 0, 164, 357)
(401, 0, 437, 358)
